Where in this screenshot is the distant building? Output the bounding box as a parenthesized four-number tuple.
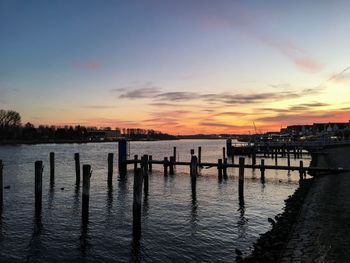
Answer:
(87, 129, 121, 141)
(281, 121, 350, 136)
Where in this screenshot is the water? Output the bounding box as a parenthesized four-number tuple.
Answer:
(0, 139, 309, 262)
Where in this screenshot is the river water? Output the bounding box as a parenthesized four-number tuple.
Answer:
(0, 139, 309, 262)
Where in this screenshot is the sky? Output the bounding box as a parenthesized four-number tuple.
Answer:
(1, 0, 350, 135)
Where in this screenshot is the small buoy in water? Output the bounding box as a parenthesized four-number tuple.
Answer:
(235, 248, 243, 256)
(4, 185, 10, 189)
(60, 187, 64, 191)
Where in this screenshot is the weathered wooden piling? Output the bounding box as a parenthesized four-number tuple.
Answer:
(190, 149, 195, 156)
(287, 150, 291, 168)
(163, 157, 168, 176)
(223, 158, 228, 180)
(293, 147, 297, 159)
(173, 147, 177, 162)
(260, 159, 265, 183)
(226, 139, 233, 156)
(222, 147, 226, 160)
(118, 139, 127, 176)
(50, 152, 54, 187)
(198, 146, 202, 165)
(169, 156, 175, 175)
(299, 160, 304, 180)
(274, 148, 278, 165)
(252, 149, 256, 166)
(75, 153, 80, 184)
(108, 153, 113, 186)
(133, 168, 143, 239)
(134, 155, 138, 172)
(0, 160, 3, 208)
(190, 155, 198, 180)
(218, 159, 223, 180)
(239, 157, 245, 200)
(82, 164, 91, 223)
(148, 155, 152, 172)
(35, 161, 43, 213)
(142, 155, 149, 194)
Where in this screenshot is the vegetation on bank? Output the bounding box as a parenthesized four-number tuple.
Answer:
(0, 109, 176, 143)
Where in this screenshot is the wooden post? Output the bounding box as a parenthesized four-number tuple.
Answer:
(239, 157, 245, 200)
(82, 164, 91, 223)
(142, 155, 149, 194)
(190, 155, 198, 181)
(118, 139, 127, 176)
(252, 149, 256, 166)
(148, 155, 152, 173)
(198, 146, 202, 166)
(163, 157, 168, 176)
(299, 160, 304, 180)
(0, 160, 3, 209)
(108, 153, 113, 186)
(218, 159, 223, 180)
(190, 149, 195, 156)
(169, 156, 175, 175)
(260, 159, 265, 183)
(293, 147, 297, 159)
(35, 161, 43, 213)
(50, 152, 54, 187)
(226, 139, 233, 156)
(231, 146, 235, 164)
(287, 149, 291, 168)
(134, 155, 138, 172)
(133, 168, 143, 239)
(223, 158, 228, 180)
(74, 153, 80, 184)
(173, 147, 177, 162)
(223, 147, 226, 160)
(275, 148, 278, 165)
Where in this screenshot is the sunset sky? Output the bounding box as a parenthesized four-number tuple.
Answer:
(1, 1, 350, 134)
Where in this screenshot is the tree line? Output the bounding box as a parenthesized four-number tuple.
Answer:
(0, 109, 175, 141)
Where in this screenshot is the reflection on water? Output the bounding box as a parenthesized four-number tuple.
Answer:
(0, 140, 308, 262)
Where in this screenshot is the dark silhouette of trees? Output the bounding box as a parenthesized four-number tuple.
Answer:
(0, 109, 175, 142)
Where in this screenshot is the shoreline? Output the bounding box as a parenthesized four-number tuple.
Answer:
(241, 179, 314, 262)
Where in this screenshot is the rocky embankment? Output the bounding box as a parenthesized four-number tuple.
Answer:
(239, 179, 313, 263)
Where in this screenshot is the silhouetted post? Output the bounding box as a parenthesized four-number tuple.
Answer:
(231, 146, 235, 164)
(0, 160, 3, 209)
(239, 157, 245, 200)
(173, 147, 177, 162)
(75, 153, 81, 184)
(293, 147, 297, 159)
(299, 160, 304, 181)
(50, 152, 54, 187)
(275, 148, 278, 165)
(218, 159, 223, 180)
(148, 155, 152, 173)
(169, 156, 175, 175)
(198, 146, 202, 166)
(287, 149, 291, 168)
(282, 146, 286, 157)
(82, 165, 91, 223)
(142, 155, 149, 194)
(133, 168, 143, 239)
(226, 139, 233, 156)
(190, 155, 198, 181)
(134, 155, 138, 172)
(108, 153, 113, 186)
(118, 139, 127, 176)
(163, 157, 168, 176)
(252, 149, 256, 166)
(223, 158, 228, 180)
(190, 149, 194, 156)
(260, 159, 265, 183)
(35, 161, 43, 213)
(222, 147, 226, 160)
